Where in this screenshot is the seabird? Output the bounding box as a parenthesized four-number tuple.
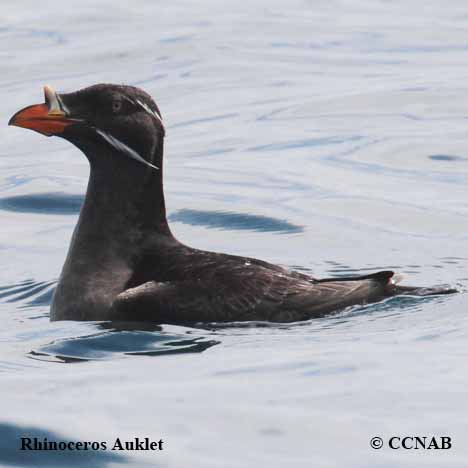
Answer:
(8, 84, 456, 323)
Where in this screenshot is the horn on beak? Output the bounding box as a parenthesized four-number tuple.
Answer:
(8, 85, 78, 136)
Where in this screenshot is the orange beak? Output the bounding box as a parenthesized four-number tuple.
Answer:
(8, 85, 79, 136)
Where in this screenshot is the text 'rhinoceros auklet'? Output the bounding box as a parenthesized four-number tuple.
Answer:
(8, 85, 457, 323)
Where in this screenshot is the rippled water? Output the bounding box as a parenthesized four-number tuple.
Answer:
(1, 1, 468, 467)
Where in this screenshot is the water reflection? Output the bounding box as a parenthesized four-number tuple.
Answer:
(169, 208, 303, 233)
(0, 193, 83, 215)
(0, 194, 303, 235)
(29, 322, 220, 363)
(0, 279, 56, 309)
(0, 422, 128, 467)
(428, 154, 466, 162)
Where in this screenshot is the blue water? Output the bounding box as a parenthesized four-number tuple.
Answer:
(1, 1, 468, 467)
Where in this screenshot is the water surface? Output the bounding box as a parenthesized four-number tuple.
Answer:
(1, 1, 467, 467)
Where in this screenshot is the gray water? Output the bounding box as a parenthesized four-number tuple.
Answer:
(1, 1, 468, 467)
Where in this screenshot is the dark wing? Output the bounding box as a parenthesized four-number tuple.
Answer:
(112, 268, 396, 323)
(276, 272, 396, 321)
(113, 264, 292, 323)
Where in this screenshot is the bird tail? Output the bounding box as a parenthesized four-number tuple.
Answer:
(317, 270, 458, 296)
(390, 272, 458, 296)
(394, 284, 458, 296)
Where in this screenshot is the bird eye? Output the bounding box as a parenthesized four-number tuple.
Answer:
(112, 100, 122, 113)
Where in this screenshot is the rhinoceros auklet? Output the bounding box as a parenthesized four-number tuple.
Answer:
(8, 85, 456, 323)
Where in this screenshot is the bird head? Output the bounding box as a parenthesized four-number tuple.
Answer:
(9, 84, 165, 171)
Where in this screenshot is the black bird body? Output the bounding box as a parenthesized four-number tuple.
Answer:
(114, 250, 399, 323)
(8, 84, 456, 323)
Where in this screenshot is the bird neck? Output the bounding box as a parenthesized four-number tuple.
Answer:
(81, 140, 173, 241)
(62, 140, 176, 282)
(52, 142, 175, 320)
